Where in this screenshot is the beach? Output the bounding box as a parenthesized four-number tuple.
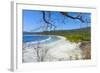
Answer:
(23, 35, 84, 63)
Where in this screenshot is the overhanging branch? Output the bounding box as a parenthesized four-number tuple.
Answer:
(60, 12, 85, 22)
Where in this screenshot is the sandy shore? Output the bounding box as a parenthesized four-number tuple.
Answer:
(23, 35, 83, 63)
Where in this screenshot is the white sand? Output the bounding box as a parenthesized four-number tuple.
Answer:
(23, 36, 83, 63)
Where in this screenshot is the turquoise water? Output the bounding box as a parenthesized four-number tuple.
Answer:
(43, 36, 60, 44)
(23, 34, 60, 43)
(23, 35, 49, 43)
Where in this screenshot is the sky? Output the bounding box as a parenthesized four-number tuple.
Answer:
(23, 10, 91, 32)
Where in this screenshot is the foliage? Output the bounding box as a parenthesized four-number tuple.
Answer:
(24, 27, 90, 42)
(33, 27, 91, 42)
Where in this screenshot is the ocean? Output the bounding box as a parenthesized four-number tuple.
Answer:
(23, 34, 49, 43)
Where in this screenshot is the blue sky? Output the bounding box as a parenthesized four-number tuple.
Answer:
(23, 10, 91, 32)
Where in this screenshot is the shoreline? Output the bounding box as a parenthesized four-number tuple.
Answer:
(23, 35, 89, 63)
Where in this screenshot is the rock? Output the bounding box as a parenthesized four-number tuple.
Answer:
(79, 41, 91, 59)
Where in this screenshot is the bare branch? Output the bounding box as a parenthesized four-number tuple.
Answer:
(60, 12, 85, 23)
(42, 11, 56, 31)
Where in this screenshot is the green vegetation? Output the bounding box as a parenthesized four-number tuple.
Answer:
(64, 32, 90, 42)
(24, 27, 91, 42)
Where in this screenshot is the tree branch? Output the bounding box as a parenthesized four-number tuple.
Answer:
(60, 12, 85, 22)
(42, 11, 56, 31)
